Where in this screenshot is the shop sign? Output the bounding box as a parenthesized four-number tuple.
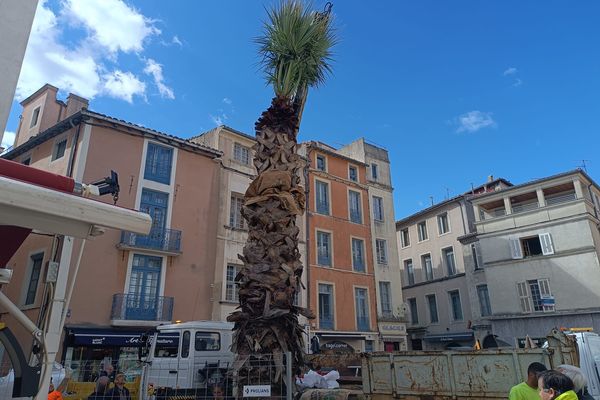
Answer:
(378, 322, 407, 335)
(322, 341, 354, 353)
(243, 385, 271, 397)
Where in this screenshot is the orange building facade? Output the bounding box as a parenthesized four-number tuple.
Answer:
(305, 142, 379, 352)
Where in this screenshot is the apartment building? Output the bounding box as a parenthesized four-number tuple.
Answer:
(1, 84, 222, 379)
(338, 138, 407, 351)
(470, 170, 600, 346)
(304, 141, 379, 352)
(190, 126, 308, 325)
(396, 178, 510, 350)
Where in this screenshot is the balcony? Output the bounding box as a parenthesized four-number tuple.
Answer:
(119, 228, 182, 254)
(356, 316, 370, 331)
(110, 293, 173, 324)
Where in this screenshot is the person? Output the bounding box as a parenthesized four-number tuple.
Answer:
(310, 335, 320, 354)
(211, 384, 225, 400)
(99, 363, 115, 382)
(105, 373, 131, 400)
(88, 376, 110, 400)
(47, 380, 63, 400)
(538, 370, 577, 400)
(556, 365, 594, 400)
(509, 362, 548, 400)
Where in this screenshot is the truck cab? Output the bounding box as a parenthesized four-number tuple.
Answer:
(140, 321, 234, 399)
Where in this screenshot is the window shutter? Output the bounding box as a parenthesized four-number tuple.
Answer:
(517, 282, 532, 313)
(510, 238, 523, 259)
(538, 278, 555, 312)
(539, 233, 555, 255)
(474, 242, 484, 268)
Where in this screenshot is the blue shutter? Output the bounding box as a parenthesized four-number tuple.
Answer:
(145, 143, 173, 184)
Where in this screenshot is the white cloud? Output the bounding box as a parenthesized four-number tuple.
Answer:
(172, 36, 183, 47)
(144, 59, 175, 99)
(210, 114, 227, 126)
(512, 78, 523, 87)
(222, 97, 232, 105)
(455, 111, 496, 133)
(15, 0, 173, 104)
(102, 71, 146, 103)
(503, 67, 517, 76)
(1, 131, 16, 150)
(62, 0, 160, 54)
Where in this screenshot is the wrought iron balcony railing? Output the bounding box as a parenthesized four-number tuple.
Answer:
(120, 228, 182, 253)
(110, 293, 174, 322)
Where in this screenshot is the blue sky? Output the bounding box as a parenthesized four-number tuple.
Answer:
(4, 1, 600, 218)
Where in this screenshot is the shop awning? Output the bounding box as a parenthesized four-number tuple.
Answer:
(423, 332, 474, 342)
(67, 327, 153, 347)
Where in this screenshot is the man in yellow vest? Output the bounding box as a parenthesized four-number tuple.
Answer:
(509, 362, 548, 400)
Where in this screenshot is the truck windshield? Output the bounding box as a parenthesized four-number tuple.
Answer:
(195, 332, 220, 351)
(154, 333, 180, 358)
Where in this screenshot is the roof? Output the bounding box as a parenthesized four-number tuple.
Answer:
(190, 125, 256, 143)
(306, 141, 368, 166)
(3, 109, 222, 160)
(19, 83, 58, 106)
(469, 169, 599, 203)
(395, 194, 465, 227)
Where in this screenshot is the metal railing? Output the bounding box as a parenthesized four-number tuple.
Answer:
(120, 228, 182, 253)
(511, 201, 539, 214)
(110, 293, 174, 322)
(545, 192, 576, 206)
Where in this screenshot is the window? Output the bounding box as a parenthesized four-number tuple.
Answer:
(426, 294, 438, 323)
(181, 331, 190, 358)
(477, 285, 492, 317)
(30, 107, 40, 128)
(472, 243, 482, 270)
(318, 283, 334, 329)
(510, 233, 554, 259)
(195, 332, 221, 351)
(443, 247, 456, 276)
(144, 142, 173, 184)
(351, 238, 365, 272)
(417, 221, 428, 241)
(437, 213, 450, 234)
(154, 333, 179, 357)
(373, 196, 384, 221)
(375, 239, 388, 264)
(355, 288, 370, 331)
(24, 253, 43, 305)
(371, 163, 378, 180)
(316, 154, 326, 171)
(405, 259, 415, 285)
(233, 143, 250, 165)
(400, 228, 410, 247)
(379, 282, 392, 316)
(349, 165, 358, 182)
(226, 265, 239, 302)
(517, 279, 554, 313)
(349, 190, 362, 223)
(229, 195, 245, 229)
(51, 138, 67, 161)
(315, 180, 329, 215)
(449, 290, 463, 321)
(422, 254, 433, 281)
(408, 298, 418, 325)
(317, 231, 332, 266)
(365, 340, 374, 352)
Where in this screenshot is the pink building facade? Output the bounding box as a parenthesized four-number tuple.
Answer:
(1, 85, 221, 380)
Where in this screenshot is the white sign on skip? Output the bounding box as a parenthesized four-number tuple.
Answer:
(243, 385, 271, 397)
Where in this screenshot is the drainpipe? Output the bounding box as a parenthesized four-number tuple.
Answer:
(66, 117, 82, 178)
(303, 145, 312, 320)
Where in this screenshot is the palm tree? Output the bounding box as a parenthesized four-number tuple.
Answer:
(227, 0, 335, 395)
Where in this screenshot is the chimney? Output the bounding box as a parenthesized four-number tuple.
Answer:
(487, 175, 494, 183)
(65, 93, 89, 118)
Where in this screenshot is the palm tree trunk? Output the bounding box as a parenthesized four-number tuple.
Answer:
(228, 96, 313, 396)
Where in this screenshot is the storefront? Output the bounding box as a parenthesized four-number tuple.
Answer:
(62, 326, 158, 382)
(423, 332, 474, 350)
(317, 332, 376, 353)
(378, 321, 407, 352)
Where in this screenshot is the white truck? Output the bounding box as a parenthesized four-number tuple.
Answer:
(139, 321, 234, 399)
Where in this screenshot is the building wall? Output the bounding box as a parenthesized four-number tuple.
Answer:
(307, 145, 378, 352)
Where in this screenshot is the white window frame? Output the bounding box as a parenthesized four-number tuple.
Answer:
(314, 178, 331, 215)
(30, 106, 41, 128)
(21, 250, 45, 307)
(518, 279, 554, 313)
(317, 281, 335, 329)
(400, 228, 410, 248)
(421, 253, 433, 281)
(442, 246, 456, 276)
(417, 221, 428, 242)
(229, 193, 245, 229)
(426, 293, 439, 324)
(378, 281, 392, 316)
(233, 142, 250, 165)
(373, 196, 384, 222)
(51, 135, 68, 162)
(511, 233, 555, 259)
(316, 154, 327, 172)
(375, 239, 388, 265)
(477, 284, 492, 317)
(348, 189, 363, 224)
(472, 242, 483, 270)
(408, 297, 418, 325)
(225, 264, 240, 302)
(404, 258, 415, 286)
(348, 164, 358, 182)
(448, 289, 463, 322)
(351, 236, 366, 272)
(316, 229, 333, 267)
(370, 163, 378, 180)
(437, 212, 450, 235)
